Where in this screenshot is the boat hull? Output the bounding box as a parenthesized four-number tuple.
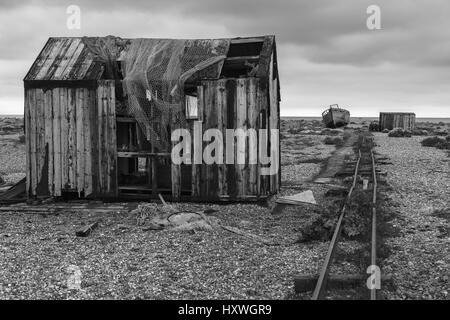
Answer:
(322, 108, 350, 128)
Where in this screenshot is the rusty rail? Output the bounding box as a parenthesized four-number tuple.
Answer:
(311, 134, 379, 300)
(311, 150, 362, 300)
(370, 150, 378, 300)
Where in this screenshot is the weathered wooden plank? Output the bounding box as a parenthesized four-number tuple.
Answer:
(247, 78, 258, 195)
(53, 38, 82, 80)
(34, 89, 41, 195)
(44, 89, 54, 195)
(77, 53, 95, 80)
(75, 88, 84, 195)
(257, 85, 268, 196)
(34, 89, 42, 194)
(98, 82, 109, 195)
(29, 89, 37, 196)
(267, 51, 279, 194)
(36, 89, 46, 195)
(236, 79, 247, 198)
(268, 53, 274, 194)
(101, 82, 110, 194)
(271, 76, 280, 193)
(102, 84, 109, 195)
(104, 81, 113, 195)
(45, 38, 73, 81)
(110, 81, 117, 195)
(192, 86, 203, 197)
(84, 88, 93, 196)
(67, 88, 77, 190)
(256, 36, 275, 80)
(107, 81, 117, 195)
(97, 84, 104, 193)
(52, 88, 61, 196)
(171, 137, 181, 200)
(62, 41, 86, 81)
(225, 79, 237, 199)
(25, 38, 55, 81)
(24, 90, 31, 196)
(59, 87, 68, 190)
(217, 79, 227, 196)
(75, 221, 99, 237)
(35, 38, 66, 80)
(199, 82, 211, 198)
(205, 81, 218, 198)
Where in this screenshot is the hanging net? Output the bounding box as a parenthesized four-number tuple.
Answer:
(81, 36, 230, 152)
(122, 38, 230, 152)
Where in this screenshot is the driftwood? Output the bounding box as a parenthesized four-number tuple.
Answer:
(275, 190, 317, 206)
(0, 177, 26, 200)
(221, 225, 279, 246)
(75, 221, 99, 237)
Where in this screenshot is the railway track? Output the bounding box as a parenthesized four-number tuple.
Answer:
(311, 132, 379, 300)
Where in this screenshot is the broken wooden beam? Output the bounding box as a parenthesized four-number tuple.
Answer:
(294, 274, 393, 293)
(221, 225, 278, 246)
(75, 221, 99, 237)
(226, 55, 260, 62)
(276, 190, 317, 205)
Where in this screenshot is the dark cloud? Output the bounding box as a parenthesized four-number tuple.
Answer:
(0, 0, 449, 116)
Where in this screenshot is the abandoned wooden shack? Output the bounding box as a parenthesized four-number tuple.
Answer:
(379, 112, 416, 131)
(23, 36, 280, 201)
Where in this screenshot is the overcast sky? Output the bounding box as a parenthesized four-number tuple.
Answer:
(0, 0, 449, 117)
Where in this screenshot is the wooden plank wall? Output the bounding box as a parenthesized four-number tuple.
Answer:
(379, 113, 416, 131)
(25, 80, 117, 198)
(268, 52, 281, 194)
(96, 80, 118, 197)
(189, 77, 264, 200)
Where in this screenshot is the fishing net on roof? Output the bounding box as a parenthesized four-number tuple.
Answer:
(122, 38, 230, 151)
(81, 36, 131, 79)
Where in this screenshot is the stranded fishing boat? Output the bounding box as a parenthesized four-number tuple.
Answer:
(322, 104, 350, 128)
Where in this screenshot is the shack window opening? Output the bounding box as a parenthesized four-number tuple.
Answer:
(185, 95, 198, 119)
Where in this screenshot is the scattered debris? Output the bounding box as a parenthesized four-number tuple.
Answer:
(0, 177, 26, 201)
(221, 225, 279, 246)
(314, 177, 334, 184)
(132, 197, 218, 232)
(276, 190, 317, 205)
(75, 221, 99, 237)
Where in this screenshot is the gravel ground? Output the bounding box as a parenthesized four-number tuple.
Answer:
(0, 133, 26, 184)
(0, 203, 329, 300)
(374, 133, 449, 300)
(0, 128, 336, 300)
(281, 133, 336, 184)
(6, 126, 445, 300)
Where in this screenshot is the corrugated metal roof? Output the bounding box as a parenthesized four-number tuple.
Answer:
(24, 37, 104, 81)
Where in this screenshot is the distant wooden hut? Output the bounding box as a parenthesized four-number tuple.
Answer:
(23, 36, 280, 201)
(379, 112, 415, 131)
